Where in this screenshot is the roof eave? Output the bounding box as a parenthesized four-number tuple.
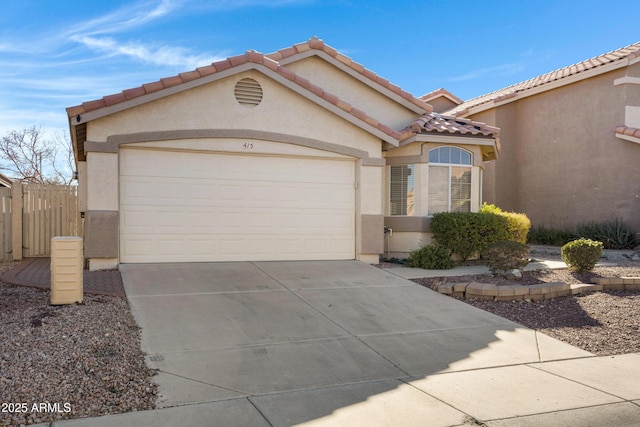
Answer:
(455, 56, 633, 117)
(67, 61, 401, 148)
(399, 133, 499, 161)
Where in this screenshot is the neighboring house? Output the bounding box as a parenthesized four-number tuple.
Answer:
(419, 88, 463, 113)
(66, 37, 499, 269)
(446, 41, 640, 234)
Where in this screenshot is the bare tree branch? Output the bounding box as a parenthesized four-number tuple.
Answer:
(50, 131, 75, 185)
(0, 126, 75, 184)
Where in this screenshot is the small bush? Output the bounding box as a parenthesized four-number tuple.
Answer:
(407, 244, 454, 270)
(561, 238, 603, 272)
(575, 218, 636, 249)
(481, 203, 531, 243)
(527, 225, 574, 246)
(430, 212, 509, 261)
(481, 241, 530, 274)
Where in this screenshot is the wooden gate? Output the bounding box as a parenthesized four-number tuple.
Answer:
(20, 183, 81, 258)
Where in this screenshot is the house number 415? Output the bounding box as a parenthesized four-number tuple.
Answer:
(243, 142, 254, 149)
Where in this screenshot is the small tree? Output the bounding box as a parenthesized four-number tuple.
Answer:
(0, 126, 74, 184)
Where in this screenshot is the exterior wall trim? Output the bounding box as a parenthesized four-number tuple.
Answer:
(615, 133, 640, 145)
(384, 216, 431, 233)
(360, 214, 384, 254)
(84, 210, 119, 258)
(613, 76, 640, 86)
(401, 134, 497, 146)
(85, 129, 386, 166)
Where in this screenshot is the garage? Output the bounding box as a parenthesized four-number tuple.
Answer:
(119, 147, 356, 263)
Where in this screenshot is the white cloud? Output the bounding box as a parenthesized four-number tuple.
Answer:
(65, 0, 183, 37)
(446, 63, 525, 82)
(62, 0, 225, 69)
(71, 36, 223, 69)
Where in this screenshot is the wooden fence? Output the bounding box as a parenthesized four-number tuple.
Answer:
(0, 183, 81, 261)
(0, 188, 11, 260)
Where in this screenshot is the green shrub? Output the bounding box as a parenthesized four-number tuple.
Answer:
(407, 244, 454, 270)
(575, 218, 636, 249)
(481, 241, 530, 274)
(561, 238, 603, 271)
(430, 212, 509, 261)
(527, 225, 574, 246)
(481, 203, 531, 244)
(479, 202, 502, 215)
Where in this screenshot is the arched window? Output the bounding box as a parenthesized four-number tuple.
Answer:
(428, 147, 472, 214)
(428, 146, 472, 165)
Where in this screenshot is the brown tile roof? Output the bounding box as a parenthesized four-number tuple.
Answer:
(266, 37, 431, 113)
(409, 112, 500, 138)
(419, 88, 463, 105)
(66, 46, 411, 142)
(448, 41, 640, 116)
(615, 125, 640, 139)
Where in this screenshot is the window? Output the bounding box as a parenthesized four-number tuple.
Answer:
(428, 147, 472, 215)
(389, 164, 414, 215)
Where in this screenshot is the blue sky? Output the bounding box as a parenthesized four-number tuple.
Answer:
(1, 0, 639, 138)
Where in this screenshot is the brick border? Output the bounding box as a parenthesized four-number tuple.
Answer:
(437, 277, 640, 301)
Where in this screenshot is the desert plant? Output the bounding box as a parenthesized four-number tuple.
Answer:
(481, 240, 530, 274)
(481, 203, 531, 243)
(407, 244, 454, 270)
(430, 212, 509, 261)
(575, 218, 636, 249)
(561, 238, 603, 271)
(527, 225, 574, 246)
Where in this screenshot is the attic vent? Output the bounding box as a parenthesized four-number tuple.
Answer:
(234, 78, 263, 107)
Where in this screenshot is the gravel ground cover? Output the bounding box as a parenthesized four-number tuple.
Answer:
(460, 290, 640, 356)
(411, 258, 640, 357)
(0, 262, 156, 427)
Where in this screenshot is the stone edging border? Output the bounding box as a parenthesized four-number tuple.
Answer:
(437, 277, 640, 301)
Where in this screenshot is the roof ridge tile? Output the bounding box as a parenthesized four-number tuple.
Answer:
(410, 112, 499, 139)
(265, 37, 431, 112)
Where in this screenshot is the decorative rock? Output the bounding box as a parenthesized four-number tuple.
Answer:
(503, 269, 522, 280)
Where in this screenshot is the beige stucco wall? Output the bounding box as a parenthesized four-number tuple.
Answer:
(286, 56, 420, 130)
(83, 69, 393, 264)
(86, 152, 118, 211)
(470, 65, 640, 233)
(427, 97, 459, 113)
(384, 232, 434, 260)
(88, 70, 384, 158)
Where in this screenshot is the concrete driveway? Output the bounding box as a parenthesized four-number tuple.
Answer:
(120, 261, 595, 426)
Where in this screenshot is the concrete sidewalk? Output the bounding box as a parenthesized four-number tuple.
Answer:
(25, 258, 640, 426)
(381, 258, 568, 280)
(44, 353, 640, 426)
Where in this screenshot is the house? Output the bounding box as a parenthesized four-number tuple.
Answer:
(446, 41, 640, 234)
(419, 88, 463, 114)
(67, 37, 499, 270)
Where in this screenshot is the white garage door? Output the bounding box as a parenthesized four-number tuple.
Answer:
(119, 148, 356, 263)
